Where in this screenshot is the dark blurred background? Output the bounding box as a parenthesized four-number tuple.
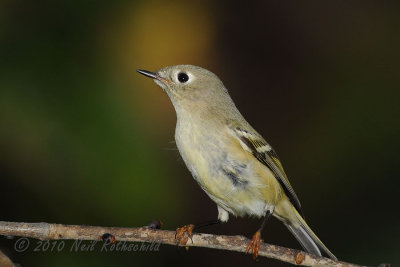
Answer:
(1, 0, 399, 266)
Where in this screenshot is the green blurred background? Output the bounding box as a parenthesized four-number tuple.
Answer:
(1, 1, 399, 266)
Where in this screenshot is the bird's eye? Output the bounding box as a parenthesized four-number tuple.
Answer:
(177, 72, 189, 83)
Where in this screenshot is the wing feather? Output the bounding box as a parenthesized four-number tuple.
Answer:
(229, 125, 304, 217)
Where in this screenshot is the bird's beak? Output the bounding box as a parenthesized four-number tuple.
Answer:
(136, 69, 172, 85)
(137, 69, 158, 79)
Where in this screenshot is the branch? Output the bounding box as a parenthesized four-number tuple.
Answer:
(0, 221, 364, 267)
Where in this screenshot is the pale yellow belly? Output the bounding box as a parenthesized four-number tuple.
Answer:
(177, 136, 281, 217)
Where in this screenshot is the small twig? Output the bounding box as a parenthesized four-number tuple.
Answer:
(0, 221, 364, 267)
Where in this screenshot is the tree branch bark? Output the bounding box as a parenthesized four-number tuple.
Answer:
(0, 221, 364, 267)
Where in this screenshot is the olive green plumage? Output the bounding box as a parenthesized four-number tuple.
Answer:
(137, 65, 336, 260)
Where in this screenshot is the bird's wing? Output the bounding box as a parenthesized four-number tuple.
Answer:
(228, 125, 304, 217)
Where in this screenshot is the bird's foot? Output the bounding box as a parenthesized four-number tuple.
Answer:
(245, 230, 262, 260)
(175, 224, 195, 246)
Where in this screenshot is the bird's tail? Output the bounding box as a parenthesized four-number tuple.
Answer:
(279, 203, 337, 260)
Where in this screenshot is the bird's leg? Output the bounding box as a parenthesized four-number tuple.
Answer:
(175, 219, 221, 246)
(193, 219, 221, 230)
(246, 210, 272, 259)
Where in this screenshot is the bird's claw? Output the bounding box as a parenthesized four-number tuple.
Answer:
(175, 224, 195, 246)
(245, 230, 262, 260)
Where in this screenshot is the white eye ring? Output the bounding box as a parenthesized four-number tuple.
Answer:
(174, 71, 195, 84)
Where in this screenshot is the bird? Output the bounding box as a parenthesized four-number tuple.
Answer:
(137, 65, 337, 260)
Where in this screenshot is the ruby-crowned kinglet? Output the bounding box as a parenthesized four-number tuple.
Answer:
(137, 65, 336, 260)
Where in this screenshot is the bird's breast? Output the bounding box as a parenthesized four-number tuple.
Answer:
(174, 118, 278, 217)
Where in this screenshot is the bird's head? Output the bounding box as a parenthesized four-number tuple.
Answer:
(137, 65, 230, 111)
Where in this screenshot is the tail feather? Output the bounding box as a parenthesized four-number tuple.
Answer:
(278, 203, 337, 260)
(285, 222, 322, 256)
